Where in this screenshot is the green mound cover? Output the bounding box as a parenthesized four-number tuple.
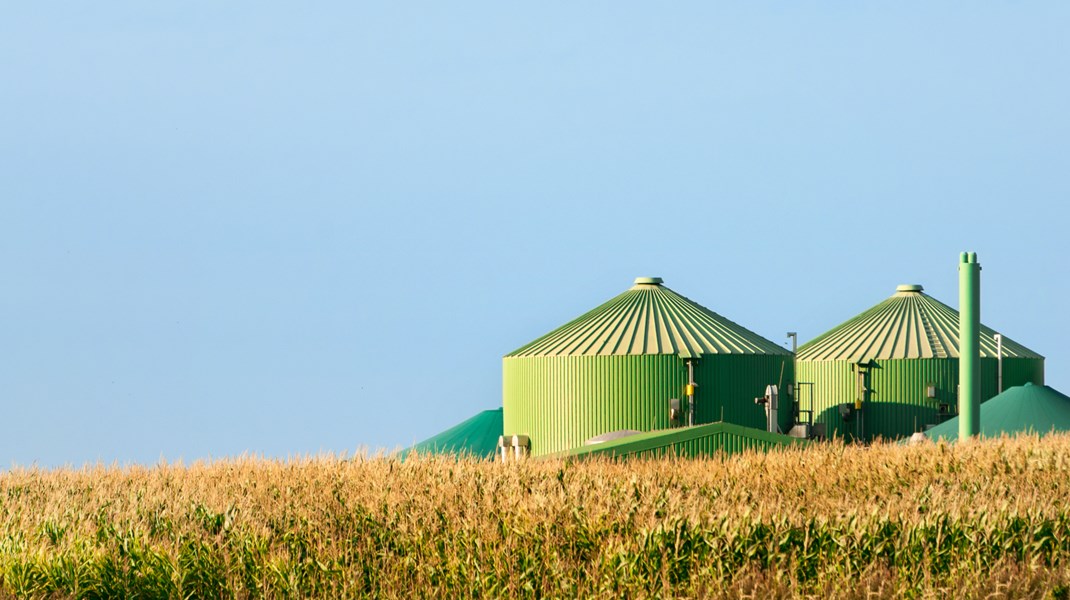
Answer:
(925, 383, 1070, 441)
(400, 408, 503, 459)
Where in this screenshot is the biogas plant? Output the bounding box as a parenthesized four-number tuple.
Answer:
(403, 253, 1069, 460)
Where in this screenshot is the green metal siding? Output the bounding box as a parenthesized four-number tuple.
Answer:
(503, 353, 794, 457)
(692, 354, 795, 434)
(562, 422, 807, 459)
(795, 356, 1044, 442)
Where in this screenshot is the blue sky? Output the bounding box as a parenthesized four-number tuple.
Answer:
(2, 3, 1068, 466)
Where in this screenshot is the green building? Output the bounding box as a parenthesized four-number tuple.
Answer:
(503, 277, 794, 457)
(795, 284, 1044, 442)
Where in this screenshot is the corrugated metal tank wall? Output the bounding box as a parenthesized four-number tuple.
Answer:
(692, 355, 795, 434)
(796, 356, 1044, 441)
(502, 355, 686, 457)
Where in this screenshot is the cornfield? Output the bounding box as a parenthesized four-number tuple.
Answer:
(1, 434, 1070, 599)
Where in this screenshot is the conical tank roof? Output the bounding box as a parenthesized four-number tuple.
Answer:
(797, 284, 1043, 362)
(924, 383, 1070, 440)
(507, 277, 790, 358)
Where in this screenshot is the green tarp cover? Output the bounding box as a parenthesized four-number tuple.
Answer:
(400, 408, 503, 459)
(925, 383, 1070, 441)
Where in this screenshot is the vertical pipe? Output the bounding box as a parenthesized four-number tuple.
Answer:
(958, 251, 981, 440)
(858, 366, 866, 442)
(687, 360, 695, 427)
(786, 333, 797, 429)
(995, 333, 1003, 394)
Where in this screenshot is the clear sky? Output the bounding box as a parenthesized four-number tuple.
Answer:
(2, 3, 1068, 467)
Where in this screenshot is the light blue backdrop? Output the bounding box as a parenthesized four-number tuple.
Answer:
(2, 2, 1067, 466)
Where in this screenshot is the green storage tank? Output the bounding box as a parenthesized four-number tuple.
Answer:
(795, 284, 1044, 442)
(503, 277, 794, 457)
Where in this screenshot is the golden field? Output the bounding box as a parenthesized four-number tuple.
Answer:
(1, 434, 1070, 598)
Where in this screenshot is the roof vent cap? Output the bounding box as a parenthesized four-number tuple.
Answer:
(896, 284, 923, 293)
(634, 277, 663, 285)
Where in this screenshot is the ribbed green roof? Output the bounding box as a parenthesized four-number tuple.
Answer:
(398, 409, 503, 459)
(924, 384, 1070, 441)
(797, 284, 1043, 362)
(507, 278, 790, 358)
